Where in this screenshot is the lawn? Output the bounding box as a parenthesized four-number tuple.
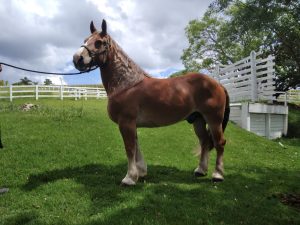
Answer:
(0, 99, 299, 225)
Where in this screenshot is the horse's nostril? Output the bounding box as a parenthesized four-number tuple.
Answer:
(73, 54, 84, 67)
(73, 55, 79, 64)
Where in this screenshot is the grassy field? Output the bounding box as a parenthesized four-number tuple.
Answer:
(0, 99, 299, 225)
(287, 104, 300, 138)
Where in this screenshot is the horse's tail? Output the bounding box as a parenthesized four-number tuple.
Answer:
(222, 87, 230, 132)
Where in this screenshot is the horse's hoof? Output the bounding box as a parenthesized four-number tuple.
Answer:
(212, 171, 224, 182)
(212, 177, 224, 182)
(120, 182, 134, 187)
(138, 170, 147, 178)
(194, 171, 206, 177)
(121, 176, 136, 186)
(194, 167, 207, 177)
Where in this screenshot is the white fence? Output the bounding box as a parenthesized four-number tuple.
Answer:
(0, 85, 107, 101)
(277, 90, 300, 104)
(212, 51, 276, 103)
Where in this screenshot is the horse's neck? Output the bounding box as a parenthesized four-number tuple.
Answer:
(100, 38, 150, 96)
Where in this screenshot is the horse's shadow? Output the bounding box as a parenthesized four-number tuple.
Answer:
(23, 163, 207, 191)
(20, 163, 211, 224)
(19, 163, 300, 225)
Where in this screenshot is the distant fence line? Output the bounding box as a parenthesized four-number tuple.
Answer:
(0, 85, 107, 101)
(0, 79, 299, 105)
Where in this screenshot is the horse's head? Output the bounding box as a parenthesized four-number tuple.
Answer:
(73, 19, 110, 71)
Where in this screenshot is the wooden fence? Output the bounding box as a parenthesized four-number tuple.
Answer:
(212, 51, 276, 103)
(0, 85, 107, 101)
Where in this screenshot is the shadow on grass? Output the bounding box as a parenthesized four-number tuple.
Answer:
(287, 105, 300, 138)
(18, 163, 300, 225)
(1, 211, 41, 225)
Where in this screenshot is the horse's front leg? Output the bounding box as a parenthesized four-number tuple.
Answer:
(119, 119, 139, 185)
(135, 133, 147, 178)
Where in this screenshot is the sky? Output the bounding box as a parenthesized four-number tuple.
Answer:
(0, 0, 213, 85)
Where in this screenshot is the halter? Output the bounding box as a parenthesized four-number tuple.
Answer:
(80, 42, 109, 71)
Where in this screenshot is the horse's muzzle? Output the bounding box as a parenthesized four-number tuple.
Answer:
(73, 54, 87, 71)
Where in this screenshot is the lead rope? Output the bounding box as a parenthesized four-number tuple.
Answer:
(0, 62, 98, 75)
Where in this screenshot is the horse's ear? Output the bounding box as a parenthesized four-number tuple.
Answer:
(101, 19, 107, 35)
(90, 21, 96, 33)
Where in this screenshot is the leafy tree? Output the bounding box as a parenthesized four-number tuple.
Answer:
(19, 77, 33, 85)
(12, 77, 36, 85)
(182, 9, 264, 71)
(44, 78, 53, 85)
(0, 80, 7, 86)
(182, 0, 300, 90)
(168, 69, 189, 78)
(169, 70, 185, 78)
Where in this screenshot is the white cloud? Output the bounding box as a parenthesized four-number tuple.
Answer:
(0, 0, 213, 85)
(14, 0, 59, 18)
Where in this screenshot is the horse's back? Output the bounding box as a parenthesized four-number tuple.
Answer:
(166, 72, 227, 116)
(108, 72, 226, 127)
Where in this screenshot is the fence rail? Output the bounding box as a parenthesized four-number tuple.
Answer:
(212, 51, 276, 103)
(0, 85, 107, 101)
(277, 90, 300, 104)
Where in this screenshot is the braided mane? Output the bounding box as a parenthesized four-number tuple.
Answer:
(101, 36, 151, 96)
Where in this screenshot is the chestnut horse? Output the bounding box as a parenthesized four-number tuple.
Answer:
(73, 20, 230, 186)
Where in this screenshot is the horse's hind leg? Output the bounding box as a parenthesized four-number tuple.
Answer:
(207, 121, 226, 182)
(193, 116, 214, 177)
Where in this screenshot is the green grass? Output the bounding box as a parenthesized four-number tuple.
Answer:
(0, 99, 299, 225)
(287, 104, 300, 138)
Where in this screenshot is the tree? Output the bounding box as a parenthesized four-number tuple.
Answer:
(19, 77, 33, 85)
(44, 78, 53, 85)
(12, 77, 36, 85)
(0, 80, 7, 86)
(182, 9, 264, 72)
(169, 69, 193, 78)
(182, 0, 300, 91)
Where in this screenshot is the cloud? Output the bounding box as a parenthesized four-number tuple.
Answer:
(0, 0, 213, 85)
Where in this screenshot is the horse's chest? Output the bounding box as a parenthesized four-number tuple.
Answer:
(107, 98, 137, 124)
(107, 100, 121, 123)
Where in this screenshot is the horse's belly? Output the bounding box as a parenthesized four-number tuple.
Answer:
(136, 106, 191, 128)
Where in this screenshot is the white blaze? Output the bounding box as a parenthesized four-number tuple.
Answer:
(75, 41, 92, 65)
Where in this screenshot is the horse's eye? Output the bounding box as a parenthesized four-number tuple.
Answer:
(94, 40, 102, 49)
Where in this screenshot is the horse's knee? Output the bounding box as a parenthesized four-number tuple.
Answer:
(201, 132, 214, 150)
(214, 139, 226, 151)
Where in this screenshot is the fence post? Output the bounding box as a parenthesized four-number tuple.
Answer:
(35, 85, 39, 100)
(214, 63, 220, 82)
(60, 85, 64, 100)
(96, 89, 100, 99)
(250, 51, 258, 102)
(284, 92, 287, 107)
(9, 85, 13, 102)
